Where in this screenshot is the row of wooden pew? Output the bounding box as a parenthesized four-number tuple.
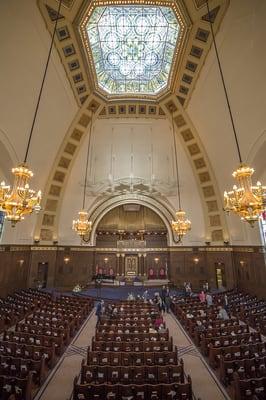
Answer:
(0, 289, 94, 400)
(73, 301, 195, 400)
(171, 289, 266, 400)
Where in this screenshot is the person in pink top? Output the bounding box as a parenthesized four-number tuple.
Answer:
(199, 291, 206, 303)
(154, 315, 164, 330)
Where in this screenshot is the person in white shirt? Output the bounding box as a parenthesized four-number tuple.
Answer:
(217, 306, 229, 320)
(206, 293, 213, 307)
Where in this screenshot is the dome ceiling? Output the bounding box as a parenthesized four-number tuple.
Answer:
(80, 3, 185, 98)
(39, 0, 229, 105)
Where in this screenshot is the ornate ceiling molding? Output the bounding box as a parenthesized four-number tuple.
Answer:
(38, 0, 229, 107)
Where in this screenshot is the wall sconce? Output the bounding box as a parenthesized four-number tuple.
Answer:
(239, 260, 245, 267)
(64, 256, 70, 264)
(18, 259, 24, 267)
(154, 257, 159, 264)
(104, 257, 109, 263)
(193, 257, 199, 265)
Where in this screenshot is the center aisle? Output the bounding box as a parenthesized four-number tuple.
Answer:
(73, 301, 194, 399)
(164, 313, 230, 400)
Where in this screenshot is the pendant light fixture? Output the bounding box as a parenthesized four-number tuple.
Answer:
(206, 1, 265, 226)
(72, 109, 95, 238)
(0, 0, 63, 227)
(171, 112, 192, 241)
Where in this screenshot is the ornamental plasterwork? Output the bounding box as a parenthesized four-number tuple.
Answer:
(38, 0, 229, 106)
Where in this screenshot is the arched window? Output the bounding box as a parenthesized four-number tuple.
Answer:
(0, 211, 4, 240)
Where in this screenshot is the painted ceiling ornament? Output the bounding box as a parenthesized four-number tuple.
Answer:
(205, 1, 266, 226)
(0, 0, 63, 226)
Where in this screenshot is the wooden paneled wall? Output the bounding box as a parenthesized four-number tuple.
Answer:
(0, 245, 265, 298)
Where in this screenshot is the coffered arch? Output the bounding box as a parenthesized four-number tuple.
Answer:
(160, 94, 229, 243)
(33, 94, 104, 242)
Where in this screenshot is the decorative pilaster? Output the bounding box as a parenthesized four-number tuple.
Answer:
(116, 253, 120, 276)
(121, 253, 125, 276)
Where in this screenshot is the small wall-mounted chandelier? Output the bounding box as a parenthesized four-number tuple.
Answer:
(72, 109, 94, 239)
(0, 0, 63, 227)
(206, 1, 265, 226)
(170, 113, 191, 241)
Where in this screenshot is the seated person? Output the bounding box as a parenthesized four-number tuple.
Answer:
(217, 306, 229, 320)
(154, 315, 164, 330)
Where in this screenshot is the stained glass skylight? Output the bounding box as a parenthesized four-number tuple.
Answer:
(86, 6, 180, 95)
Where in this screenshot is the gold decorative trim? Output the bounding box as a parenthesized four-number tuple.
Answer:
(30, 247, 58, 251)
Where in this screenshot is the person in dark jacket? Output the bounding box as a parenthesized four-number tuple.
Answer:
(95, 300, 103, 323)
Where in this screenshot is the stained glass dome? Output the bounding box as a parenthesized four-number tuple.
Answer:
(86, 6, 180, 95)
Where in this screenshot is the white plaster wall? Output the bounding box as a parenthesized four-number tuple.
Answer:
(0, 0, 78, 244)
(58, 118, 206, 245)
(187, 0, 266, 245)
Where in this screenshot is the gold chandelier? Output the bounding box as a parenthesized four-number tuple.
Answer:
(172, 209, 191, 242)
(0, 165, 41, 227)
(72, 109, 95, 239)
(206, 1, 265, 226)
(224, 164, 266, 226)
(170, 112, 192, 242)
(0, 0, 63, 227)
(72, 210, 92, 237)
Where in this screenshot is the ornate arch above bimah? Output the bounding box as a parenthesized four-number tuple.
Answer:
(160, 94, 229, 243)
(86, 194, 180, 247)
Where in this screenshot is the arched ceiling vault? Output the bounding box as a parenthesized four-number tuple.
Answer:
(34, 93, 229, 244)
(34, 0, 229, 244)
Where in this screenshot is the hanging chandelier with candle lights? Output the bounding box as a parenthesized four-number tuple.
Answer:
(72, 210, 92, 238)
(72, 109, 94, 238)
(206, 1, 265, 226)
(170, 113, 191, 241)
(224, 164, 265, 226)
(0, 0, 63, 226)
(0, 165, 41, 227)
